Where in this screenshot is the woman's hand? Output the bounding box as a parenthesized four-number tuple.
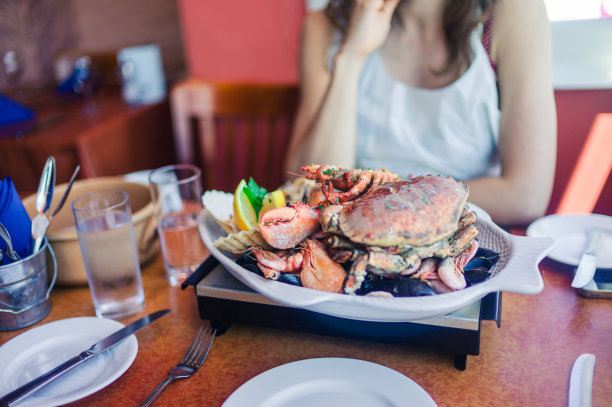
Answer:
(341, 0, 401, 57)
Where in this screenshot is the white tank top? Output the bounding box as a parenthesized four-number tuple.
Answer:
(327, 27, 501, 180)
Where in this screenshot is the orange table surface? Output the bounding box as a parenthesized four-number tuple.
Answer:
(1, 249, 611, 407)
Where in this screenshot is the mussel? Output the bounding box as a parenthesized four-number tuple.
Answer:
(463, 248, 499, 286)
(278, 273, 301, 286)
(236, 254, 264, 277)
(357, 275, 436, 297)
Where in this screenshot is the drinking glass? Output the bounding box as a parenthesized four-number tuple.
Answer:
(71, 190, 145, 319)
(149, 164, 207, 286)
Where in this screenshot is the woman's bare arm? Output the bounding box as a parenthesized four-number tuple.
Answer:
(464, 0, 557, 226)
(284, 1, 400, 174)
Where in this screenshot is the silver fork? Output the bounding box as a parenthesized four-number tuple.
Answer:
(140, 326, 216, 406)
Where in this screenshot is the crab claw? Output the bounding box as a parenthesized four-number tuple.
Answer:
(259, 203, 321, 249)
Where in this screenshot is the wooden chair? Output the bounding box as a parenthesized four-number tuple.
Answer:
(170, 79, 299, 192)
(555, 113, 612, 214)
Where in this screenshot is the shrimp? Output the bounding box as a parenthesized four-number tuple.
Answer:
(300, 239, 346, 293)
(437, 257, 466, 290)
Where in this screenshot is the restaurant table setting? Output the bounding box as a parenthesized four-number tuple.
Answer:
(527, 212, 612, 298)
(1, 162, 611, 406)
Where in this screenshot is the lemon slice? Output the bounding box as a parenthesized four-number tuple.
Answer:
(258, 190, 286, 222)
(233, 179, 258, 231)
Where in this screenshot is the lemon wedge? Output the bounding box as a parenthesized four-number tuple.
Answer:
(233, 179, 258, 231)
(258, 190, 286, 222)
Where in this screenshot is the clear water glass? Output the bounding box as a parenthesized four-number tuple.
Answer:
(72, 190, 145, 319)
(149, 164, 207, 286)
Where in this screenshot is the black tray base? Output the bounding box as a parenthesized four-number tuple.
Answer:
(184, 256, 502, 371)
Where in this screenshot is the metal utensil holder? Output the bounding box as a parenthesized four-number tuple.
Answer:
(0, 239, 57, 331)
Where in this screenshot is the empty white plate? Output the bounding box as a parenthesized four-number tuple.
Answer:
(527, 213, 612, 268)
(223, 358, 436, 407)
(0, 317, 138, 406)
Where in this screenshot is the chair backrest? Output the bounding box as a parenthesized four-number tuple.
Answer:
(555, 113, 612, 214)
(170, 79, 299, 192)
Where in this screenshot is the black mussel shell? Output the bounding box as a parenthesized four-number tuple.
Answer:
(358, 276, 436, 297)
(464, 267, 492, 285)
(278, 273, 301, 286)
(474, 247, 500, 264)
(464, 257, 494, 272)
(241, 250, 257, 264)
(392, 278, 437, 296)
(236, 256, 264, 277)
(464, 257, 494, 286)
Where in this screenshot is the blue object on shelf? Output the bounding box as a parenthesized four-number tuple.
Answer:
(0, 95, 35, 127)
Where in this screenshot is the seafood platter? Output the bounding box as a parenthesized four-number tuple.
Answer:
(198, 165, 555, 322)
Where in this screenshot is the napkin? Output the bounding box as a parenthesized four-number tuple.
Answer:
(0, 177, 32, 263)
(0, 94, 35, 128)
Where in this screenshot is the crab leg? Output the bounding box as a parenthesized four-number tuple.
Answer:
(454, 240, 479, 270)
(301, 165, 401, 204)
(449, 219, 479, 256)
(321, 170, 374, 204)
(300, 164, 352, 189)
(366, 252, 421, 276)
(344, 254, 368, 295)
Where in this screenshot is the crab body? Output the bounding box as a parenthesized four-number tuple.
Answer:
(314, 174, 477, 294)
(320, 176, 469, 247)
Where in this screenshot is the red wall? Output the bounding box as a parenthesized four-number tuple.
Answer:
(550, 90, 612, 216)
(177, 0, 305, 84)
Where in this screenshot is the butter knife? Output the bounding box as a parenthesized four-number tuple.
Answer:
(571, 230, 601, 289)
(568, 353, 595, 407)
(0, 309, 170, 406)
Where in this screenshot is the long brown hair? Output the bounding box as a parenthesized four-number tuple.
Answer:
(325, 0, 497, 74)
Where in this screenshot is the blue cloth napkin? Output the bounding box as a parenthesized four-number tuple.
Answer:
(0, 94, 35, 127)
(0, 177, 32, 264)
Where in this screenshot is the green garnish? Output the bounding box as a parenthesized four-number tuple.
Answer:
(244, 177, 268, 216)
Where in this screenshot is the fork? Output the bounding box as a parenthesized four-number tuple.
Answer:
(140, 326, 216, 406)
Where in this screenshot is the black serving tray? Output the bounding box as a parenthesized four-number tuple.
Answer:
(183, 256, 502, 370)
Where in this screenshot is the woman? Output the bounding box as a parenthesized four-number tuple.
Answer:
(284, 0, 557, 225)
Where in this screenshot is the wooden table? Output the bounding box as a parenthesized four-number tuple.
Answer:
(1, 248, 611, 406)
(0, 91, 176, 197)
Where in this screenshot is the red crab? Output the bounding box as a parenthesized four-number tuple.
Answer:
(258, 165, 479, 295)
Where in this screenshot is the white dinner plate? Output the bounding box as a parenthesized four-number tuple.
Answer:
(199, 204, 555, 322)
(526, 213, 612, 268)
(0, 317, 138, 406)
(222, 358, 437, 407)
